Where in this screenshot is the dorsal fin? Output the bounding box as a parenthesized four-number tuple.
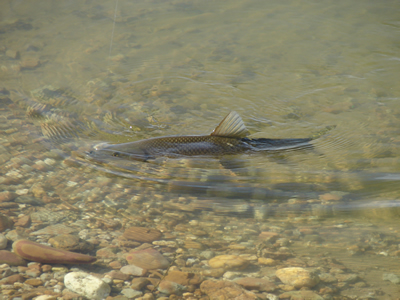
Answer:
(210, 111, 249, 138)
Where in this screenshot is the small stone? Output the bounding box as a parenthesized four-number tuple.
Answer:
(0, 274, 25, 284)
(200, 250, 215, 260)
(12, 239, 96, 264)
(235, 277, 276, 292)
(131, 278, 150, 290)
(64, 272, 111, 300)
(120, 264, 147, 276)
(106, 270, 130, 281)
(20, 57, 40, 69)
(123, 227, 162, 243)
(276, 267, 320, 289)
(0, 213, 13, 232)
(208, 255, 249, 271)
(258, 257, 276, 266)
(30, 224, 77, 235)
(383, 273, 400, 284)
(14, 215, 31, 227)
(0, 233, 7, 249)
(126, 248, 169, 270)
(200, 280, 257, 300)
(25, 278, 43, 286)
(0, 191, 17, 202)
(158, 280, 186, 295)
(5, 49, 19, 59)
(164, 270, 203, 286)
(121, 288, 143, 298)
(200, 268, 225, 278)
(48, 234, 80, 251)
(0, 250, 27, 266)
(279, 291, 323, 300)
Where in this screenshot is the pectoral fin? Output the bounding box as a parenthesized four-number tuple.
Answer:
(211, 111, 249, 138)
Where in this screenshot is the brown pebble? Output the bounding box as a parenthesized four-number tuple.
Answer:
(109, 260, 122, 269)
(14, 215, 31, 227)
(0, 213, 13, 232)
(235, 277, 276, 292)
(41, 264, 52, 272)
(48, 234, 80, 251)
(123, 226, 162, 243)
(208, 255, 249, 271)
(12, 239, 96, 264)
(126, 248, 169, 270)
(131, 278, 150, 290)
(164, 270, 203, 286)
(6, 49, 19, 59)
(0, 191, 17, 202)
(0, 250, 27, 266)
(200, 280, 257, 300)
(25, 278, 43, 286)
(0, 274, 25, 284)
(20, 57, 40, 69)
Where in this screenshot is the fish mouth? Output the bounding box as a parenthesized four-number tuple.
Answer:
(93, 142, 110, 151)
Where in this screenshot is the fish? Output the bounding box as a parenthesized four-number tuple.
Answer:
(90, 111, 320, 162)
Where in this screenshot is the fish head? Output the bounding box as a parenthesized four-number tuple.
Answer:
(89, 142, 151, 162)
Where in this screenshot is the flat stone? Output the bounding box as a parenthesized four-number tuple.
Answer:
(158, 280, 186, 295)
(131, 278, 150, 290)
(64, 272, 111, 300)
(235, 277, 276, 292)
(0, 191, 17, 202)
(25, 278, 43, 286)
(126, 248, 169, 270)
(107, 270, 130, 281)
(15, 195, 45, 206)
(120, 264, 147, 276)
(14, 215, 31, 227)
(12, 239, 96, 264)
(208, 255, 249, 271)
(0, 250, 27, 266)
(200, 279, 257, 300)
(121, 288, 143, 298)
(0, 213, 13, 232)
(164, 270, 203, 286)
(48, 234, 80, 251)
(383, 273, 400, 284)
(30, 224, 77, 236)
(276, 267, 320, 289)
(123, 226, 162, 243)
(0, 274, 25, 284)
(0, 233, 7, 249)
(279, 291, 323, 300)
(5, 49, 19, 59)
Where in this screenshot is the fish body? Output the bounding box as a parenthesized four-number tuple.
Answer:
(92, 111, 314, 161)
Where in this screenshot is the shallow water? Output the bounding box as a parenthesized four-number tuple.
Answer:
(1, 0, 400, 298)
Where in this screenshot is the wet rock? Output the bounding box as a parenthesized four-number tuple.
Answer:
(12, 239, 96, 264)
(0, 233, 7, 249)
(0, 250, 27, 266)
(383, 273, 400, 284)
(235, 277, 276, 292)
(0, 191, 17, 202)
(123, 226, 162, 243)
(30, 224, 77, 236)
(0, 213, 13, 232)
(131, 278, 150, 290)
(5, 49, 20, 59)
(48, 234, 85, 251)
(208, 255, 249, 271)
(64, 271, 111, 300)
(158, 280, 186, 295)
(0, 273, 25, 284)
(200, 279, 257, 300)
(14, 215, 31, 227)
(25, 278, 43, 286)
(258, 257, 276, 266)
(164, 270, 203, 286)
(279, 290, 323, 300)
(120, 264, 147, 276)
(276, 267, 320, 289)
(126, 248, 169, 270)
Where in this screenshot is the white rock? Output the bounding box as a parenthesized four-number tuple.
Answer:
(0, 234, 7, 249)
(120, 264, 147, 276)
(121, 288, 143, 298)
(64, 272, 111, 300)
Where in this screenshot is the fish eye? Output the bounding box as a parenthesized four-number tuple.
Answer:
(112, 152, 120, 157)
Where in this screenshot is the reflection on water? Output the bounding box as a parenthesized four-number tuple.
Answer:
(1, 0, 400, 298)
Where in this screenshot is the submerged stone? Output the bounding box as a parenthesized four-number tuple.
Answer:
(12, 239, 96, 264)
(0, 250, 27, 266)
(126, 248, 169, 270)
(64, 271, 111, 300)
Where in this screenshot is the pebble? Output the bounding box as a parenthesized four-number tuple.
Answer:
(48, 234, 80, 251)
(131, 278, 150, 290)
(208, 255, 249, 271)
(0, 191, 18, 202)
(5, 49, 19, 59)
(126, 248, 169, 270)
(279, 291, 323, 300)
(120, 264, 147, 276)
(200, 279, 257, 300)
(164, 270, 203, 286)
(0, 250, 27, 266)
(121, 288, 143, 298)
(30, 224, 77, 236)
(275, 267, 320, 289)
(123, 226, 162, 243)
(383, 273, 400, 284)
(0, 233, 7, 249)
(235, 277, 276, 292)
(0, 213, 13, 232)
(12, 239, 96, 264)
(158, 280, 186, 295)
(64, 272, 111, 300)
